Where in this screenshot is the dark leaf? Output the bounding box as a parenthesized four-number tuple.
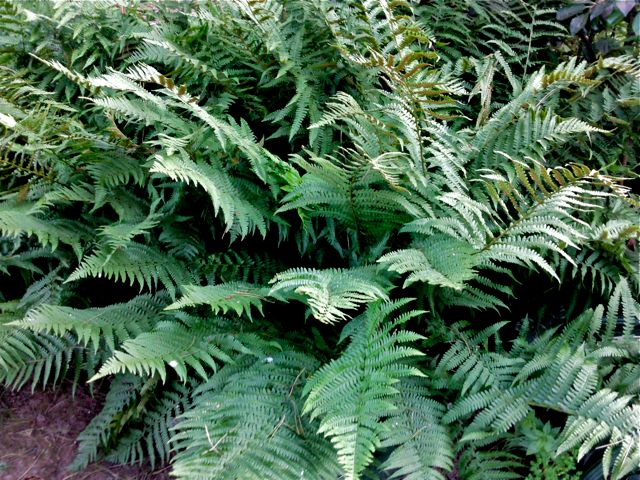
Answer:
(591, 2, 608, 19)
(606, 8, 624, 24)
(570, 13, 589, 34)
(633, 11, 640, 34)
(616, 0, 637, 16)
(595, 38, 619, 53)
(557, 4, 588, 20)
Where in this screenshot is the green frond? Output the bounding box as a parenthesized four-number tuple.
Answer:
(90, 316, 249, 383)
(473, 107, 606, 170)
(277, 152, 412, 235)
(202, 250, 286, 285)
(380, 379, 454, 480)
(71, 374, 144, 470)
(445, 345, 640, 480)
(378, 236, 478, 290)
(436, 322, 523, 396)
(603, 277, 639, 341)
(66, 242, 193, 298)
(150, 149, 268, 238)
(12, 294, 166, 352)
(458, 450, 523, 480)
(105, 380, 191, 468)
(269, 267, 391, 324)
(167, 282, 269, 319)
(171, 351, 341, 480)
(476, 162, 626, 281)
(98, 209, 162, 250)
(302, 300, 425, 479)
(0, 200, 81, 253)
(0, 322, 79, 390)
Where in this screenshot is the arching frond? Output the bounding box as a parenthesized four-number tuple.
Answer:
(269, 267, 391, 324)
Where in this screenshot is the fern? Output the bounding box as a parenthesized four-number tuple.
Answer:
(105, 379, 191, 468)
(303, 300, 425, 478)
(67, 243, 192, 298)
(442, 282, 640, 479)
(167, 282, 269, 319)
(90, 315, 252, 383)
(0, 200, 81, 253)
(269, 267, 391, 324)
(12, 294, 166, 352)
(71, 374, 144, 469)
(172, 351, 341, 480)
(378, 236, 478, 290)
(380, 379, 454, 480)
(1, 1, 639, 479)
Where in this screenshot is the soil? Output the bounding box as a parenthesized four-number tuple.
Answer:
(0, 383, 170, 480)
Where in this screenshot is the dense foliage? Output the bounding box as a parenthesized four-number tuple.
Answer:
(1, 1, 639, 479)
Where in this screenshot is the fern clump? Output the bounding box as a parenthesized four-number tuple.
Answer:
(1, 0, 638, 479)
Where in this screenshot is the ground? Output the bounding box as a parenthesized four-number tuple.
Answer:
(0, 383, 169, 480)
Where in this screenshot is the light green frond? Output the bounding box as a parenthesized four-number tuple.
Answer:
(436, 322, 522, 396)
(0, 200, 81, 253)
(603, 277, 639, 341)
(378, 236, 478, 290)
(303, 300, 425, 479)
(150, 149, 268, 238)
(71, 374, 144, 470)
(269, 267, 391, 324)
(90, 316, 248, 383)
(0, 322, 79, 390)
(106, 380, 191, 468)
(98, 209, 162, 250)
(66, 242, 193, 298)
(380, 379, 454, 480)
(12, 294, 166, 352)
(445, 345, 640, 480)
(167, 282, 269, 319)
(171, 351, 341, 480)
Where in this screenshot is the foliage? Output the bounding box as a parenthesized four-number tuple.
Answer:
(0, 0, 638, 479)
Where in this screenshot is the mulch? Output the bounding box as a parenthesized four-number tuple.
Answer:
(0, 383, 170, 480)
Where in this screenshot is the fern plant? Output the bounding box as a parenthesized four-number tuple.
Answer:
(1, 0, 638, 479)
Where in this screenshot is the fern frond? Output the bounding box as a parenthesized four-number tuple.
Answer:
(98, 209, 162, 250)
(436, 322, 523, 396)
(0, 200, 81, 253)
(277, 152, 412, 236)
(380, 379, 454, 480)
(106, 380, 191, 468)
(66, 242, 192, 298)
(303, 300, 425, 479)
(13, 294, 166, 352)
(71, 374, 144, 469)
(172, 351, 341, 480)
(150, 149, 268, 238)
(90, 316, 248, 383)
(378, 236, 478, 290)
(269, 267, 391, 324)
(445, 346, 640, 480)
(167, 282, 269, 319)
(0, 322, 79, 390)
